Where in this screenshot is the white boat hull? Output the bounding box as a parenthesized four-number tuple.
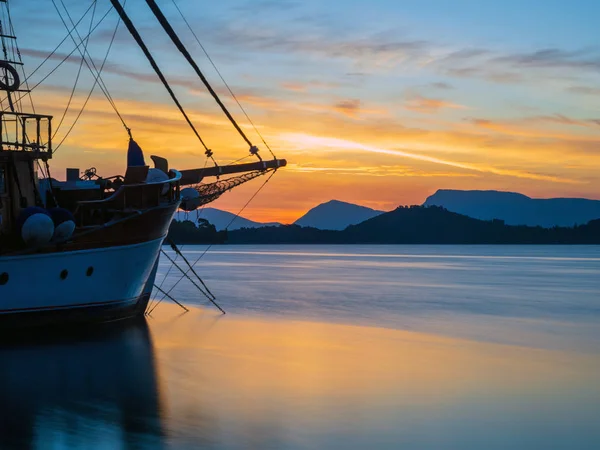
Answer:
(0, 237, 164, 326)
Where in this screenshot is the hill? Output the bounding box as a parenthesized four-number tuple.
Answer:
(424, 189, 600, 227)
(294, 200, 384, 230)
(175, 208, 280, 231)
(227, 206, 600, 244)
(168, 220, 227, 244)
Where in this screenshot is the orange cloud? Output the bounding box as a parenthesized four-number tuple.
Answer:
(281, 80, 341, 92)
(279, 133, 582, 184)
(333, 99, 361, 117)
(280, 82, 306, 92)
(405, 94, 466, 114)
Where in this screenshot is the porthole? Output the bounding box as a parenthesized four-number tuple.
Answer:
(0, 272, 8, 285)
(86, 266, 94, 277)
(60, 269, 68, 280)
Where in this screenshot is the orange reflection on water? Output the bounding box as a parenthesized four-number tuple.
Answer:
(148, 305, 600, 444)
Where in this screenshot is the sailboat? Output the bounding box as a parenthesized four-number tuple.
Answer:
(0, 0, 286, 328)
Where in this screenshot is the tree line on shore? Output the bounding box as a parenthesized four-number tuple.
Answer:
(168, 205, 600, 245)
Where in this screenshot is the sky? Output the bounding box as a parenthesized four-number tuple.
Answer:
(4, 0, 600, 222)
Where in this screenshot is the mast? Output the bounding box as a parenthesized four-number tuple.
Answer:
(0, 0, 23, 114)
(0, 0, 53, 235)
(0, 0, 52, 156)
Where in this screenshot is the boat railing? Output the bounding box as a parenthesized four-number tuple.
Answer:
(0, 111, 53, 158)
(75, 169, 181, 226)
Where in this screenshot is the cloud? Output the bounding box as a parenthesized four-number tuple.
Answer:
(212, 25, 429, 68)
(230, 92, 387, 119)
(281, 82, 306, 92)
(279, 133, 583, 184)
(288, 163, 480, 178)
(466, 114, 600, 134)
(567, 86, 600, 96)
(205, 15, 600, 87)
(430, 47, 600, 84)
(20, 47, 203, 91)
(490, 48, 600, 71)
(405, 94, 466, 114)
(429, 82, 453, 90)
(333, 99, 361, 117)
(280, 80, 340, 92)
(20, 46, 279, 110)
(531, 114, 600, 128)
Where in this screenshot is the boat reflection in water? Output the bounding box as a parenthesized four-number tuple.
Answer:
(2, 302, 600, 449)
(0, 320, 163, 449)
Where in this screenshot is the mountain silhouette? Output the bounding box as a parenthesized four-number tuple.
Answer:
(174, 208, 280, 231)
(424, 189, 600, 227)
(227, 206, 600, 244)
(294, 200, 384, 230)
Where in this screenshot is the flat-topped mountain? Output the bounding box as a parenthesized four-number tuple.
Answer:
(293, 200, 385, 230)
(424, 189, 600, 227)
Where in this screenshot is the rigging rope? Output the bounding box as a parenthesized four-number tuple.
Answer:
(11, 5, 113, 106)
(149, 154, 209, 313)
(147, 154, 210, 312)
(167, 240, 218, 302)
(21, 2, 96, 83)
(53, 0, 98, 139)
(52, 0, 130, 136)
(147, 248, 219, 315)
(144, 0, 260, 158)
(150, 284, 189, 313)
(191, 169, 274, 208)
(0, 7, 15, 113)
(53, 1, 125, 153)
(5, 0, 36, 114)
(58, 1, 125, 128)
(170, 0, 277, 160)
(5, 6, 23, 113)
(108, 0, 210, 152)
(158, 169, 279, 304)
(225, 154, 251, 167)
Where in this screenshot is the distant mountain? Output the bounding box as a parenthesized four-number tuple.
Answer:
(227, 206, 600, 244)
(174, 208, 280, 231)
(424, 190, 600, 227)
(294, 200, 385, 230)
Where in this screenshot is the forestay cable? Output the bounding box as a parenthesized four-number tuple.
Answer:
(158, 169, 279, 304)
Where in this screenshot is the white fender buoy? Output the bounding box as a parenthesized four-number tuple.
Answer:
(18, 207, 55, 247)
(49, 207, 76, 243)
(180, 187, 201, 211)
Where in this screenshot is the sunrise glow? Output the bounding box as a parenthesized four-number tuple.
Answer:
(12, 0, 600, 222)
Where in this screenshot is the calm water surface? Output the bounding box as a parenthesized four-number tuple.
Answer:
(159, 245, 600, 351)
(2, 245, 599, 449)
